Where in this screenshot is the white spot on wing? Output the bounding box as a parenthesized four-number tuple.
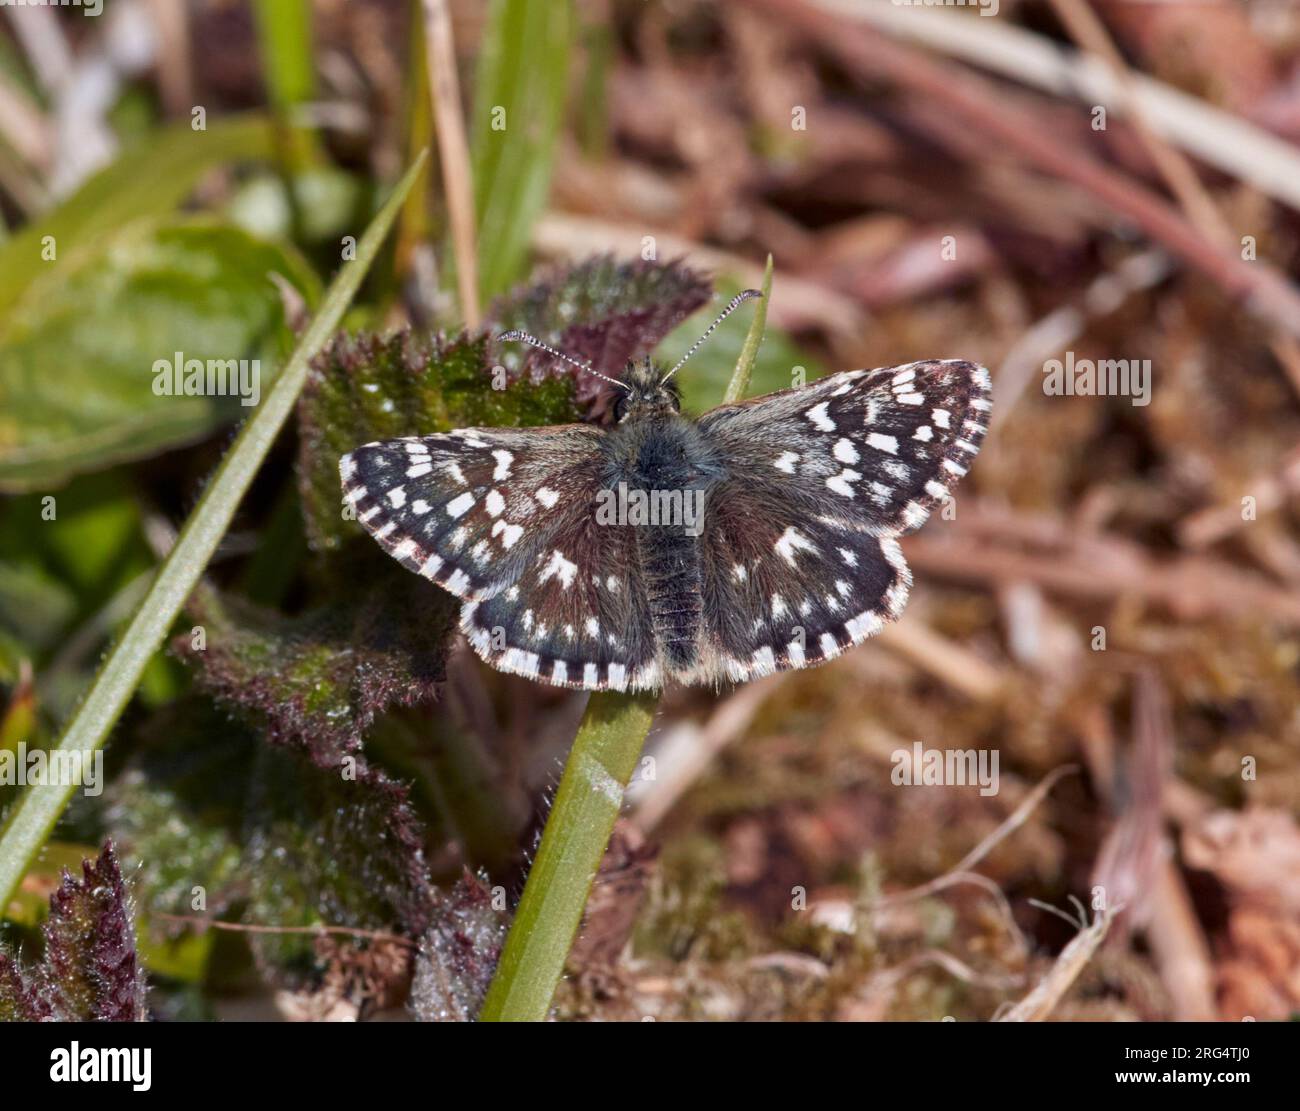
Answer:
(538, 549, 578, 589)
(827, 468, 862, 497)
(775, 526, 817, 565)
(867, 432, 898, 454)
(806, 401, 835, 432)
(446, 492, 475, 518)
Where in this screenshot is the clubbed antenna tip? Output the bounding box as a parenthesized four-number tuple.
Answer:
(660, 289, 764, 385)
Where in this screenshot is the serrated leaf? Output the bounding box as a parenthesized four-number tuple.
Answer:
(0, 842, 146, 1022)
(104, 703, 252, 923)
(490, 254, 713, 413)
(0, 220, 320, 491)
(409, 871, 509, 1022)
(177, 570, 455, 769)
(242, 742, 434, 980)
(105, 698, 436, 988)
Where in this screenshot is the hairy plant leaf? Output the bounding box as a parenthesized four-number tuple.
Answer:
(0, 951, 42, 1020)
(409, 871, 509, 1022)
(0, 842, 146, 1022)
(105, 703, 252, 923)
(242, 742, 434, 979)
(297, 330, 579, 554)
(0, 220, 319, 491)
(106, 699, 436, 988)
(177, 567, 454, 768)
(490, 254, 712, 414)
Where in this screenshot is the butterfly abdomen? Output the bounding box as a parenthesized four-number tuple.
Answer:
(641, 519, 703, 672)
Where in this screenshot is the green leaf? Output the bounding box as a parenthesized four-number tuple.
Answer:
(177, 570, 456, 768)
(0, 115, 280, 315)
(0, 220, 320, 491)
(0, 152, 428, 924)
(0, 561, 76, 658)
(106, 699, 436, 986)
(242, 741, 433, 978)
(472, 0, 575, 301)
(104, 703, 251, 924)
(659, 277, 825, 417)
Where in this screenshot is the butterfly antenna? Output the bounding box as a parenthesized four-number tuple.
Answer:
(660, 289, 763, 385)
(497, 330, 631, 392)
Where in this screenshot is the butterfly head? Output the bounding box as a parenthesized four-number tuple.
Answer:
(614, 357, 680, 422)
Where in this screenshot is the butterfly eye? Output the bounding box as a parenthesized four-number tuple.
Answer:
(613, 390, 631, 422)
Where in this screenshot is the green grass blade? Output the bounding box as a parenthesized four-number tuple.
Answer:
(471, 0, 574, 302)
(723, 254, 773, 404)
(478, 690, 657, 1021)
(252, 0, 317, 111)
(0, 152, 428, 918)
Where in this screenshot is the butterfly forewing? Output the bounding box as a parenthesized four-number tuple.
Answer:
(692, 360, 990, 681)
(342, 425, 604, 600)
(341, 424, 657, 690)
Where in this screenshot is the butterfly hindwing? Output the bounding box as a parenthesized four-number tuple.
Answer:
(341, 425, 657, 691)
(460, 508, 659, 691)
(692, 360, 990, 680)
